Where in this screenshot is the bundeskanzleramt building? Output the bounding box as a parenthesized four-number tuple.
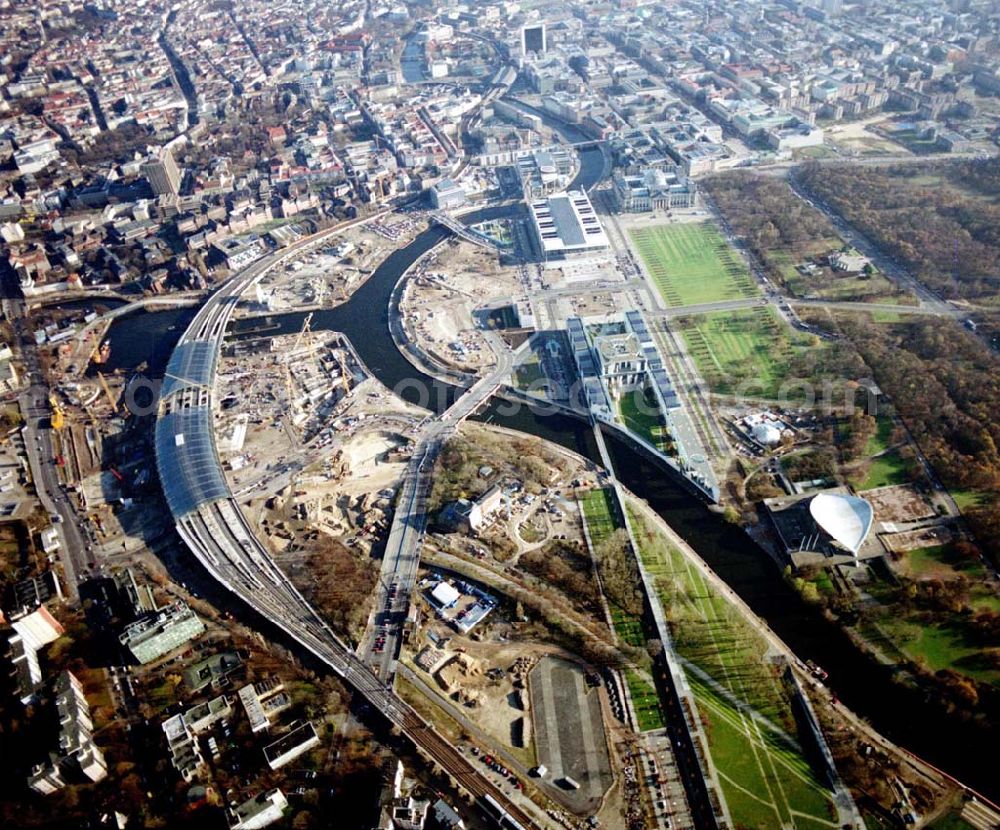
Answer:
(120, 600, 205, 664)
(594, 331, 647, 397)
(567, 311, 680, 421)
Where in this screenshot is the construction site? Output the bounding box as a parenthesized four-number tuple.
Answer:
(29, 309, 159, 560)
(236, 215, 426, 316)
(396, 239, 523, 378)
(400, 562, 622, 824)
(214, 313, 428, 561)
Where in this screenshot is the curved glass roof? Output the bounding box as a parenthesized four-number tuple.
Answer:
(160, 341, 218, 399)
(155, 405, 229, 518)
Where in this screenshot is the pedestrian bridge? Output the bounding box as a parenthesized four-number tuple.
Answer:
(428, 210, 504, 254)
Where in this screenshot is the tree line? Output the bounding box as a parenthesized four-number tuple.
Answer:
(830, 314, 1000, 565)
(798, 161, 1000, 301)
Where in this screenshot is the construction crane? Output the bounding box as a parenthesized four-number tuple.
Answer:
(282, 314, 318, 440)
(48, 395, 65, 430)
(292, 312, 314, 352)
(340, 358, 350, 397)
(96, 372, 119, 414)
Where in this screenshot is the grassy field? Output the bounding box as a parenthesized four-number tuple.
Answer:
(617, 389, 672, 453)
(902, 544, 984, 581)
(626, 670, 666, 732)
(579, 488, 646, 648)
(628, 504, 838, 829)
(877, 614, 1000, 686)
(629, 222, 759, 307)
(678, 307, 818, 399)
(513, 359, 544, 390)
(611, 608, 645, 648)
(870, 543, 1000, 683)
(868, 309, 907, 323)
(927, 812, 979, 830)
(692, 677, 837, 830)
(864, 416, 896, 457)
(950, 489, 991, 512)
(580, 487, 620, 544)
(851, 449, 910, 490)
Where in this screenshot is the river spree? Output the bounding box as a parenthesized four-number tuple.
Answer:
(99, 140, 996, 799)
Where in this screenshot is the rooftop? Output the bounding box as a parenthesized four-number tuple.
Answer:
(528, 190, 609, 254)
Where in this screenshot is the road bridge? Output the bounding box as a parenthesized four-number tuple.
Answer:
(360, 333, 518, 680)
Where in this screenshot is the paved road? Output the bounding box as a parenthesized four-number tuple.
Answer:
(360, 333, 517, 680)
(18, 363, 94, 600)
(786, 169, 956, 314)
(754, 149, 988, 176)
(4, 297, 92, 599)
(644, 295, 957, 321)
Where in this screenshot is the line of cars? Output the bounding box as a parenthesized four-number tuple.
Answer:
(373, 581, 401, 654)
(470, 746, 524, 791)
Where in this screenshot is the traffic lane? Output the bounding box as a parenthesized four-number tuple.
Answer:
(22, 417, 85, 597)
(31, 392, 91, 556)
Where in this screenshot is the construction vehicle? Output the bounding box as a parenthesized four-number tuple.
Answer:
(87, 335, 111, 366)
(49, 395, 65, 430)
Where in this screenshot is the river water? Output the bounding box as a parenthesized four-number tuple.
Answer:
(99, 142, 995, 798)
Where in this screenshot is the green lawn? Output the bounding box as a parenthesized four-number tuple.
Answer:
(950, 489, 990, 512)
(580, 487, 619, 544)
(627, 505, 838, 828)
(611, 608, 645, 648)
(867, 308, 902, 322)
(693, 677, 837, 830)
(617, 388, 673, 453)
(580, 489, 645, 647)
(626, 670, 666, 732)
(903, 544, 986, 581)
(877, 614, 1000, 686)
(629, 222, 759, 307)
(513, 360, 544, 391)
(864, 415, 896, 457)
(851, 449, 910, 490)
(679, 307, 818, 399)
(878, 546, 1000, 680)
(928, 812, 979, 830)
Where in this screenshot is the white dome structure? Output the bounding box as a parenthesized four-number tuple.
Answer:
(752, 422, 782, 446)
(809, 493, 874, 556)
